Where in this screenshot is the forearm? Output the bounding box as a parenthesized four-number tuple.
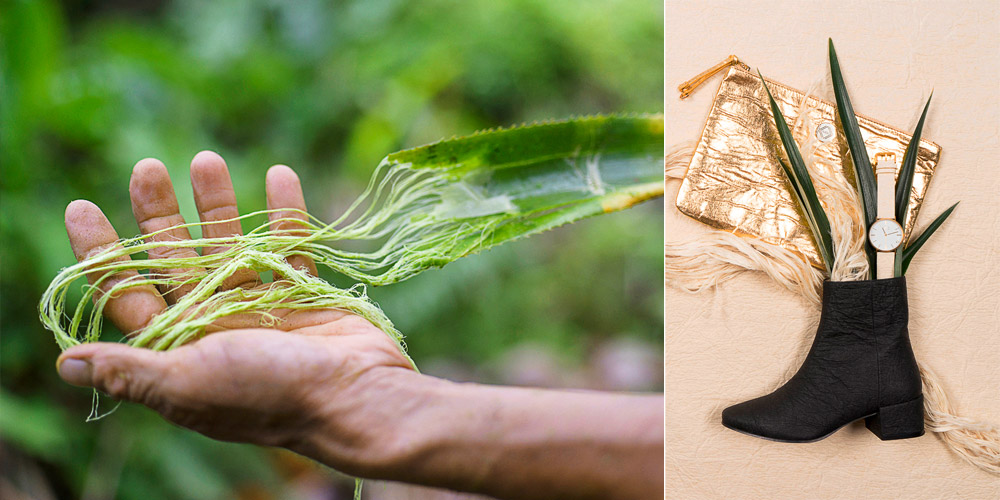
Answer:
(396, 378, 664, 499)
(295, 369, 664, 500)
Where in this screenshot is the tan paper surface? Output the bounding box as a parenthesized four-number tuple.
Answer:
(664, 1, 1000, 498)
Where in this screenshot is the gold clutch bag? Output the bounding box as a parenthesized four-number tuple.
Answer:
(675, 56, 941, 268)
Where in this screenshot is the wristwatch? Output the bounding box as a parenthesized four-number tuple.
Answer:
(868, 152, 903, 279)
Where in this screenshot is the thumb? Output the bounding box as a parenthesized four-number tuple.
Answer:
(57, 342, 169, 405)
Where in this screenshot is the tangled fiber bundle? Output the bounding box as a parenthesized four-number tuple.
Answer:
(38, 115, 663, 500)
(665, 84, 999, 474)
(40, 114, 664, 358)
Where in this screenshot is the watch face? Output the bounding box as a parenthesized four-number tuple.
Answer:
(869, 219, 904, 251)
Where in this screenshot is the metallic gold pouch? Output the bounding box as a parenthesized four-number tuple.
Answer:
(675, 56, 941, 268)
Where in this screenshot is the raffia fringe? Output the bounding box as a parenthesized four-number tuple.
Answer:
(921, 364, 1000, 474)
(665, 131, 1000, 475)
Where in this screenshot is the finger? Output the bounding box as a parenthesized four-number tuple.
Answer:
(57, 343, 168, 406)
(190, 151, 260, 290)
(130, 158, 205, 304)
(64, 200, 167, 335)
(266, 165, 318, 277)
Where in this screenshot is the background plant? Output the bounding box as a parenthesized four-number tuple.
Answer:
(0, 1, 663, 498)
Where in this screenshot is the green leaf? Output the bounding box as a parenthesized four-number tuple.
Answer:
(892, 95, 933, 279)
(41, 115, 665, 353)
(900, 202, 958, 275)
(896, 94, 932, 225)
(760, 75, 834, 272)
(376, 114, 665, 281)
(894, 243, 903, 277)
(829, 38, 877, 274)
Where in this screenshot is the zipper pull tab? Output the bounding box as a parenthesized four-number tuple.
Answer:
(678, 55, 745, 99)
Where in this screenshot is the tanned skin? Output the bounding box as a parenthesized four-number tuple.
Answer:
(56, 151, 664, 500)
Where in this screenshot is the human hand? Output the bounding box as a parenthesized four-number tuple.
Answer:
(54, 151, 663, 499)
(56, 151, 418, 475)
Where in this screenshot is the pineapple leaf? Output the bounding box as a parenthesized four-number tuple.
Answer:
(900, 202, 958, 275)
(760, 73, 835, 272)
(830, 38, 877, 274)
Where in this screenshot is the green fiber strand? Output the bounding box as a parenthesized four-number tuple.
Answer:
(39, 114, 663, 362)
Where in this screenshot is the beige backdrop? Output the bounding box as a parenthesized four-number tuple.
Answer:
(664, 1, 1000, 498)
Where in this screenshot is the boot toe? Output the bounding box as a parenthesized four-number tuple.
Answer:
(721, 401, 759, 436)
(722, 398, 822, 442)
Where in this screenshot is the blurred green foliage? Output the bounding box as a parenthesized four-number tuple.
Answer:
(0, 0, 662, 498)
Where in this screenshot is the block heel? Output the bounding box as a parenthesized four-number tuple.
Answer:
(865, 396, 925, 440)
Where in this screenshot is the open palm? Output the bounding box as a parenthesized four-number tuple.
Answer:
(58, 151, 415, 475)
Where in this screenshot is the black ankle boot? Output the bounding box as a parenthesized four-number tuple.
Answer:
(722, 277, 924, 442)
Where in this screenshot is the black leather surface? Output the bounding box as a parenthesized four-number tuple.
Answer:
(722, 277, 923, 442)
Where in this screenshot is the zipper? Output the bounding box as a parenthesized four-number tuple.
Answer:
(677, 55, 750, 99)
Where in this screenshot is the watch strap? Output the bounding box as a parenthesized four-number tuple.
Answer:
(877, 250, 895, 279)
(874, 153, 897, 280)
(875, 154, 896, 220)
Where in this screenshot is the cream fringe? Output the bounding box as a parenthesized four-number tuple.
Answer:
(665, 87, 1000, 474)
(921, 365, 1000, 474)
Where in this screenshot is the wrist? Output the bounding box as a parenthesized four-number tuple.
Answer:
(287, 365, 452, 478)
(291, 367, 664, 499)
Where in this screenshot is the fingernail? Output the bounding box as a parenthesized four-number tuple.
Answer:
(58, 358, 93, 387)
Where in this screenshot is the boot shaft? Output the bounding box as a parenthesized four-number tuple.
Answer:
(818, 277, 921, 406)
(819, 277, 908, 328)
